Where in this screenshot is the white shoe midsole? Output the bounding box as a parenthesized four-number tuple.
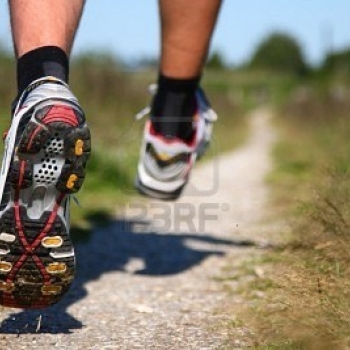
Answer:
(138, 163, 187, 193)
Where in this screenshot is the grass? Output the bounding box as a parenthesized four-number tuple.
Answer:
(224, 75, 350, 349)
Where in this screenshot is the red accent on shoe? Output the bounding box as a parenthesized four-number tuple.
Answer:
(27, 125, 43, 151)
(18, 161, 26, 188)
(42, 106, 79, 127)
(148, 118, 198, 148)
(4, 192, 65, 308)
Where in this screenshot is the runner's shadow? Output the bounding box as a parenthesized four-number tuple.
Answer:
(0, 211, 256, 334)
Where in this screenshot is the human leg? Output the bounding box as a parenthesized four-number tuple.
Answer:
(159, 0, 222, 78)
(9, 0, 85, 95)
(151, 0, 222, 138)
(0, 0, 90, 308)
(136, 0, 221, 199)
(10, 0, 84, 57)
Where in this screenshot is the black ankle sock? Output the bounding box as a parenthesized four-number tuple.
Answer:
(151, 74, 200, 141)
(17, 46, 69, 97)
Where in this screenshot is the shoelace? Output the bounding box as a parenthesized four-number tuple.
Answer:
(134, 84, 157, 121)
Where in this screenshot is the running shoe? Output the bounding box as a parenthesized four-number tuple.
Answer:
(0, 77, 91, 308)
(135, 88, 217, 200)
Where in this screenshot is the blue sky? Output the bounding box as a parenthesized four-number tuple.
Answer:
(0, 1, 349, 66)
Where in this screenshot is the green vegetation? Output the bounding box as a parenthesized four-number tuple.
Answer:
(249, 32, 309, 77)
(321, 47, 350, 77)
(206, 50, 227, 70)
(262, 78, 350, 347)
(226, 44, 350, 348)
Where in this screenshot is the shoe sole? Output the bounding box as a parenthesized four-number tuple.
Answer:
(135, 176, 184, 201)
(0, 102, 90, 308)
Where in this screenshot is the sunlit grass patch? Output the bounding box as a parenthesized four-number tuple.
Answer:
(235, 79, 350, 347)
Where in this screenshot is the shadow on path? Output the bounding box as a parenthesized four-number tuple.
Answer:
(0, 211, 257, 334)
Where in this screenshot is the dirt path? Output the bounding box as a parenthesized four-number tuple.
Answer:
(0, 108, 276, 349)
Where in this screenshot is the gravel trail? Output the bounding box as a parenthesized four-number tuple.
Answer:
(0, 108, 276, 349)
